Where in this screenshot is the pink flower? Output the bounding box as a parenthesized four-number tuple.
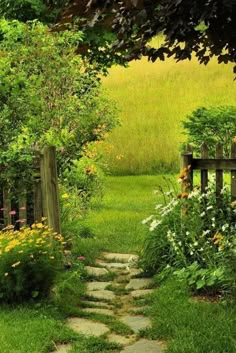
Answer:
(77, 256, 86, 261)
(16, 219, 26, 223)
(9, 210, 16, 215)
(0, 208, 6, 211)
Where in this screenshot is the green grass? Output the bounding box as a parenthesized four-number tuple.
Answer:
(73, 175, 175, 262)
(103, 48, 236, 175)
(0, 305, 78, 353)
(145, 280, 236, 353)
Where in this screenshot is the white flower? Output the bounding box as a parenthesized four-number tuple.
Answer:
(222, 224, 229, 232)
(142, 215, 154, 224)
(200, 211, 206, 217)
(194, 241, 198, 246)
(206, 205, 213, 210)
(203, 229, 211, 236)
(149, 220, 162, 231)
(186, 231, 190, 235)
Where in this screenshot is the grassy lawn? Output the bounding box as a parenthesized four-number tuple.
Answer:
(0, 305, 78, 353)
(73, 175, 174, 263)
(145, 280, 236, 353)
(103, 46, 236, 175)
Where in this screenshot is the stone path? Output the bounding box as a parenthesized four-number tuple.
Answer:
(53, 252, 166, 353)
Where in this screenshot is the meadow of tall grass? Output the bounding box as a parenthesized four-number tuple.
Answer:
(103, 53, 236, 175)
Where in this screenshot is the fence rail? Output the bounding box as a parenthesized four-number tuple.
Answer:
(0, 146, 61, 233)
(181, 141, 236, 201)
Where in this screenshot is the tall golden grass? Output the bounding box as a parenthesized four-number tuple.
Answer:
(103, 53, 236, 175)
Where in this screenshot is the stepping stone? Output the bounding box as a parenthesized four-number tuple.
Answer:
(129, 268, 143, 278)
(52, 344, 72, 353)
(81, 300, 113, 309)
(85, 266, 109, 277)
(102, 253, 139, 263)
(67, 317, 109, 337)
(86, 289, 116, 301)
(121, 339, 165, 353)
(120, 315, 151, 333)
(131, 289, 154, 299)
(107, 333, 135, 346)
(126, 279, 152, 290)
(81, 308, 114, 316)
(96, 261, 130, 269)
(87, 281, 111, 291)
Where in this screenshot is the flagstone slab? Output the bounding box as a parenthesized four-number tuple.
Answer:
(67, 317, 109, 337)
(126, 278, 152, 290)
(87, 281, 111, 291)
(121, 339, 165, 353)
(119, 315, 151, 333)
(81, 300, 113, 309)
(86, 289, 116, 301)
(102, 253, 139, 263)
(85, 266, 109, 277)
(81, 308, 114, 316)
(130, 289, 154, 299)
(96, 261, 130, 269)
(53, 344, 72, 353)
(107, 333, 135, 346)
(128, 268, 143, 277)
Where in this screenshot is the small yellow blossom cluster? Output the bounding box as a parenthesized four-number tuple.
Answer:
(212, 232, 224, 251)
(0, 222, 65, 272)
(84, 165, 97, 176)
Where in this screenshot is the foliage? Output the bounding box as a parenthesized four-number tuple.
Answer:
(3, 1, 236, 71)
(0, 223, 65, 302)
(182, 106, 236, 157)
(0, 19, 117, 197)
(142, 175, 236, 294)
(19, 0, 236, 70)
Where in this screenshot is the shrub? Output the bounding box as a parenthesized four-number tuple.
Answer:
(0, 223, 65, 302)
(182, 106, 236, 157)
(142, 175, 236, 295)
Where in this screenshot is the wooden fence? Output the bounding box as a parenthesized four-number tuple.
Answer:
(0, 146, 61, 233)
(181, 142, 236, 201)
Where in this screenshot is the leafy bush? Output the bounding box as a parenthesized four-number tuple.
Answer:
(182, 106, 236, 157)
(0, 223, 65, 302)
(142, 175, 236, 295)
(0, 19, 117, 195)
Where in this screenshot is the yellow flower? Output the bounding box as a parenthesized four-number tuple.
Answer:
(62, 193, 69, 199)
(50, 256, 55, 260)
(12, 261, 21, 268)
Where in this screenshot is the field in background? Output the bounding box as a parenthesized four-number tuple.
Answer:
(103, 52, 236, 175)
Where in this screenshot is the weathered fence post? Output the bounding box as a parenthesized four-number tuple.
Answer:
(216, 142, 223, 201)
(181, 144, 193, 191)
(33, 152, 43, 223)
(41, 146, 61, 234)
(201, 142, 209, 193)
(231, 141, 236, 202)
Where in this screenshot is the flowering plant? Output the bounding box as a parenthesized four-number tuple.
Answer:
(142, 175, 236, 294)
(0, 223, 65, 302)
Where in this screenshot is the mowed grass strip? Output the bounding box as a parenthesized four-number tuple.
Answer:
(103, 54, 236, 175)
(74, 175, 175, 262)
(146, 280, 236, 353)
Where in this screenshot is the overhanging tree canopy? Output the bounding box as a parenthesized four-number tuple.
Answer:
(1, 0, 236, 70)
